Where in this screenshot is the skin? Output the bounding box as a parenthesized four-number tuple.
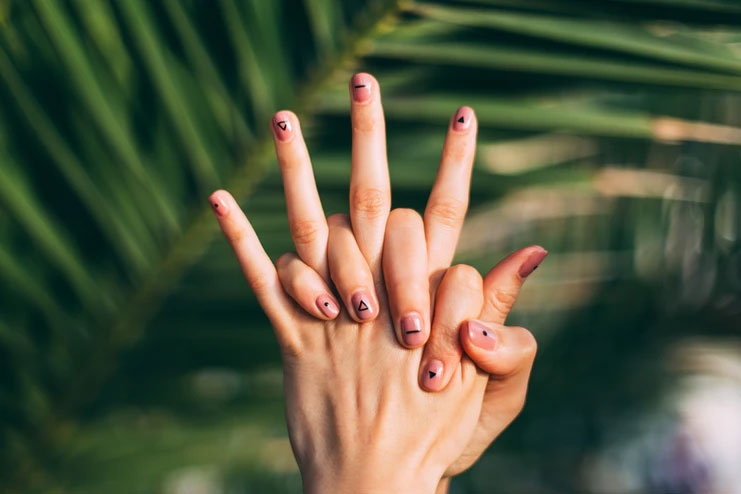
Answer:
(211, 72, 544, 492)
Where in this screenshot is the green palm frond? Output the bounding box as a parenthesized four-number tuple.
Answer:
(1, 1, 739, 493)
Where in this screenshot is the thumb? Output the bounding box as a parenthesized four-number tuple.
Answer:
(459, 320, 537, 378)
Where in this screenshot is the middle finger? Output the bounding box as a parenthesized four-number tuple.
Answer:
(348, 72, 391, 279)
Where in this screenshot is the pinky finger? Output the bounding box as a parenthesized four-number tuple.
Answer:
(277, 252, 340, 320)
(209, 190, 297, 342)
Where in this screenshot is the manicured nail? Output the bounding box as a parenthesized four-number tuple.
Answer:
(316, 295, 339, 319)
(209, 192, 229, 217)
(467, 321, 496, 351)
(453, 106, 473, 132)
(401, 313, 424, 346)
(272, 112, 293, 142)
(518, 247, 548, 278)
(422, 360, 444, 390)
(351, 73, 372, 103)
(351, 291, 375, 321)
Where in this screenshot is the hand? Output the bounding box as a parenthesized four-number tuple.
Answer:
(210, 73, 493, 493)
(427, 246, 546, 484)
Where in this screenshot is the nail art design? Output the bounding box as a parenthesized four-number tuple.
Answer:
(401, 313, 424, 346)
(422, 360, 444, 390)
(453, 106, 472, 131)
(272, 113, 293, 142)
(467, 321, 496, 351)
(351, 291, 374, 321)
(316, 295, 339, 319)
(209, 193, 229, 217)
(350, 73, 371, 103)
(518, 247, 549, 278)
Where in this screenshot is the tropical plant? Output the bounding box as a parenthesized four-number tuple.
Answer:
(1, 0, 739, 492)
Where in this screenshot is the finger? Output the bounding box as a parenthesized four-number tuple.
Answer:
(383, 208, 430, 348)
(453, 320, 537, 466)
(425, 106, 477, 291)
(460, 320, 537, 378)
(420, 264, 484, 391)
(209, 190, 297, 347)
(271, 110, 329, 279)
(480, 245, 548, 324)
(348, 72, 391, 278)
(276, 252, 340, 320)
(327, 213, 379, 323)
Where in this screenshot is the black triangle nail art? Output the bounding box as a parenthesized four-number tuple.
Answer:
(357, 300, 369, 311)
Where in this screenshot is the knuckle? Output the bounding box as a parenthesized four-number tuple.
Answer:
(388, 208, 423, 230)
(352, 108, 378, 133)
(426, 197, 467, 228)
(247, 272, 274, 295)
(351, 188, 389, 219)
(443, 139, 473, 163)
(290, 219, 325, 247)
(275, 251, 297, 269)
(517, 327, 538, 360)
(229, 226, 249, 244)
(445, 264, 482, 291)
(485, 287, 517, 316)
(280, 335, 304, 359)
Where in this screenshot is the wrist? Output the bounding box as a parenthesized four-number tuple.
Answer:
(303, 471, 438, 494)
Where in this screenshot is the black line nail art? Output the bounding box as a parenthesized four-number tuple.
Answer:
(354, 84, 366, 89)
(405, 330, 421, 334)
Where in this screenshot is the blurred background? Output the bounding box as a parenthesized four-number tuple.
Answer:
(1, 0, 740, 492)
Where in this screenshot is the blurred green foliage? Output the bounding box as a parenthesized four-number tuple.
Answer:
(0, 0, 739, 493)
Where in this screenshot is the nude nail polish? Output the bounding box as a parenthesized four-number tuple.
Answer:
(316, 295, 339, 319)
(453, 106, 473, 132)
(401, 313, 424, 346)
(518, 247, 548, 278)
(423, 360, 444, 390)
(351, 291, 374, 321)
(350, 73, 372, 103)
(467, 321, 496, 351)
(209, 192, 229, 217)
(272, 112, 293, 142)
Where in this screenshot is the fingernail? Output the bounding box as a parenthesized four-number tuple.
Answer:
(401, 313, 424, 346)
(316, 295, 339, 319)
(351, 73, 372, 103)
(467, 321, 496, 351)
(351, 291, 375, 321)
(272, 112, 293, 142)
(209, 192, 229, 217)
(453, 106, 473, 132)
(422, 360, 444, 390)
(518, 247, 548, 278)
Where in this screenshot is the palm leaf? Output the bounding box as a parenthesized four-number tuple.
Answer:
(1, 1, 739, 493)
